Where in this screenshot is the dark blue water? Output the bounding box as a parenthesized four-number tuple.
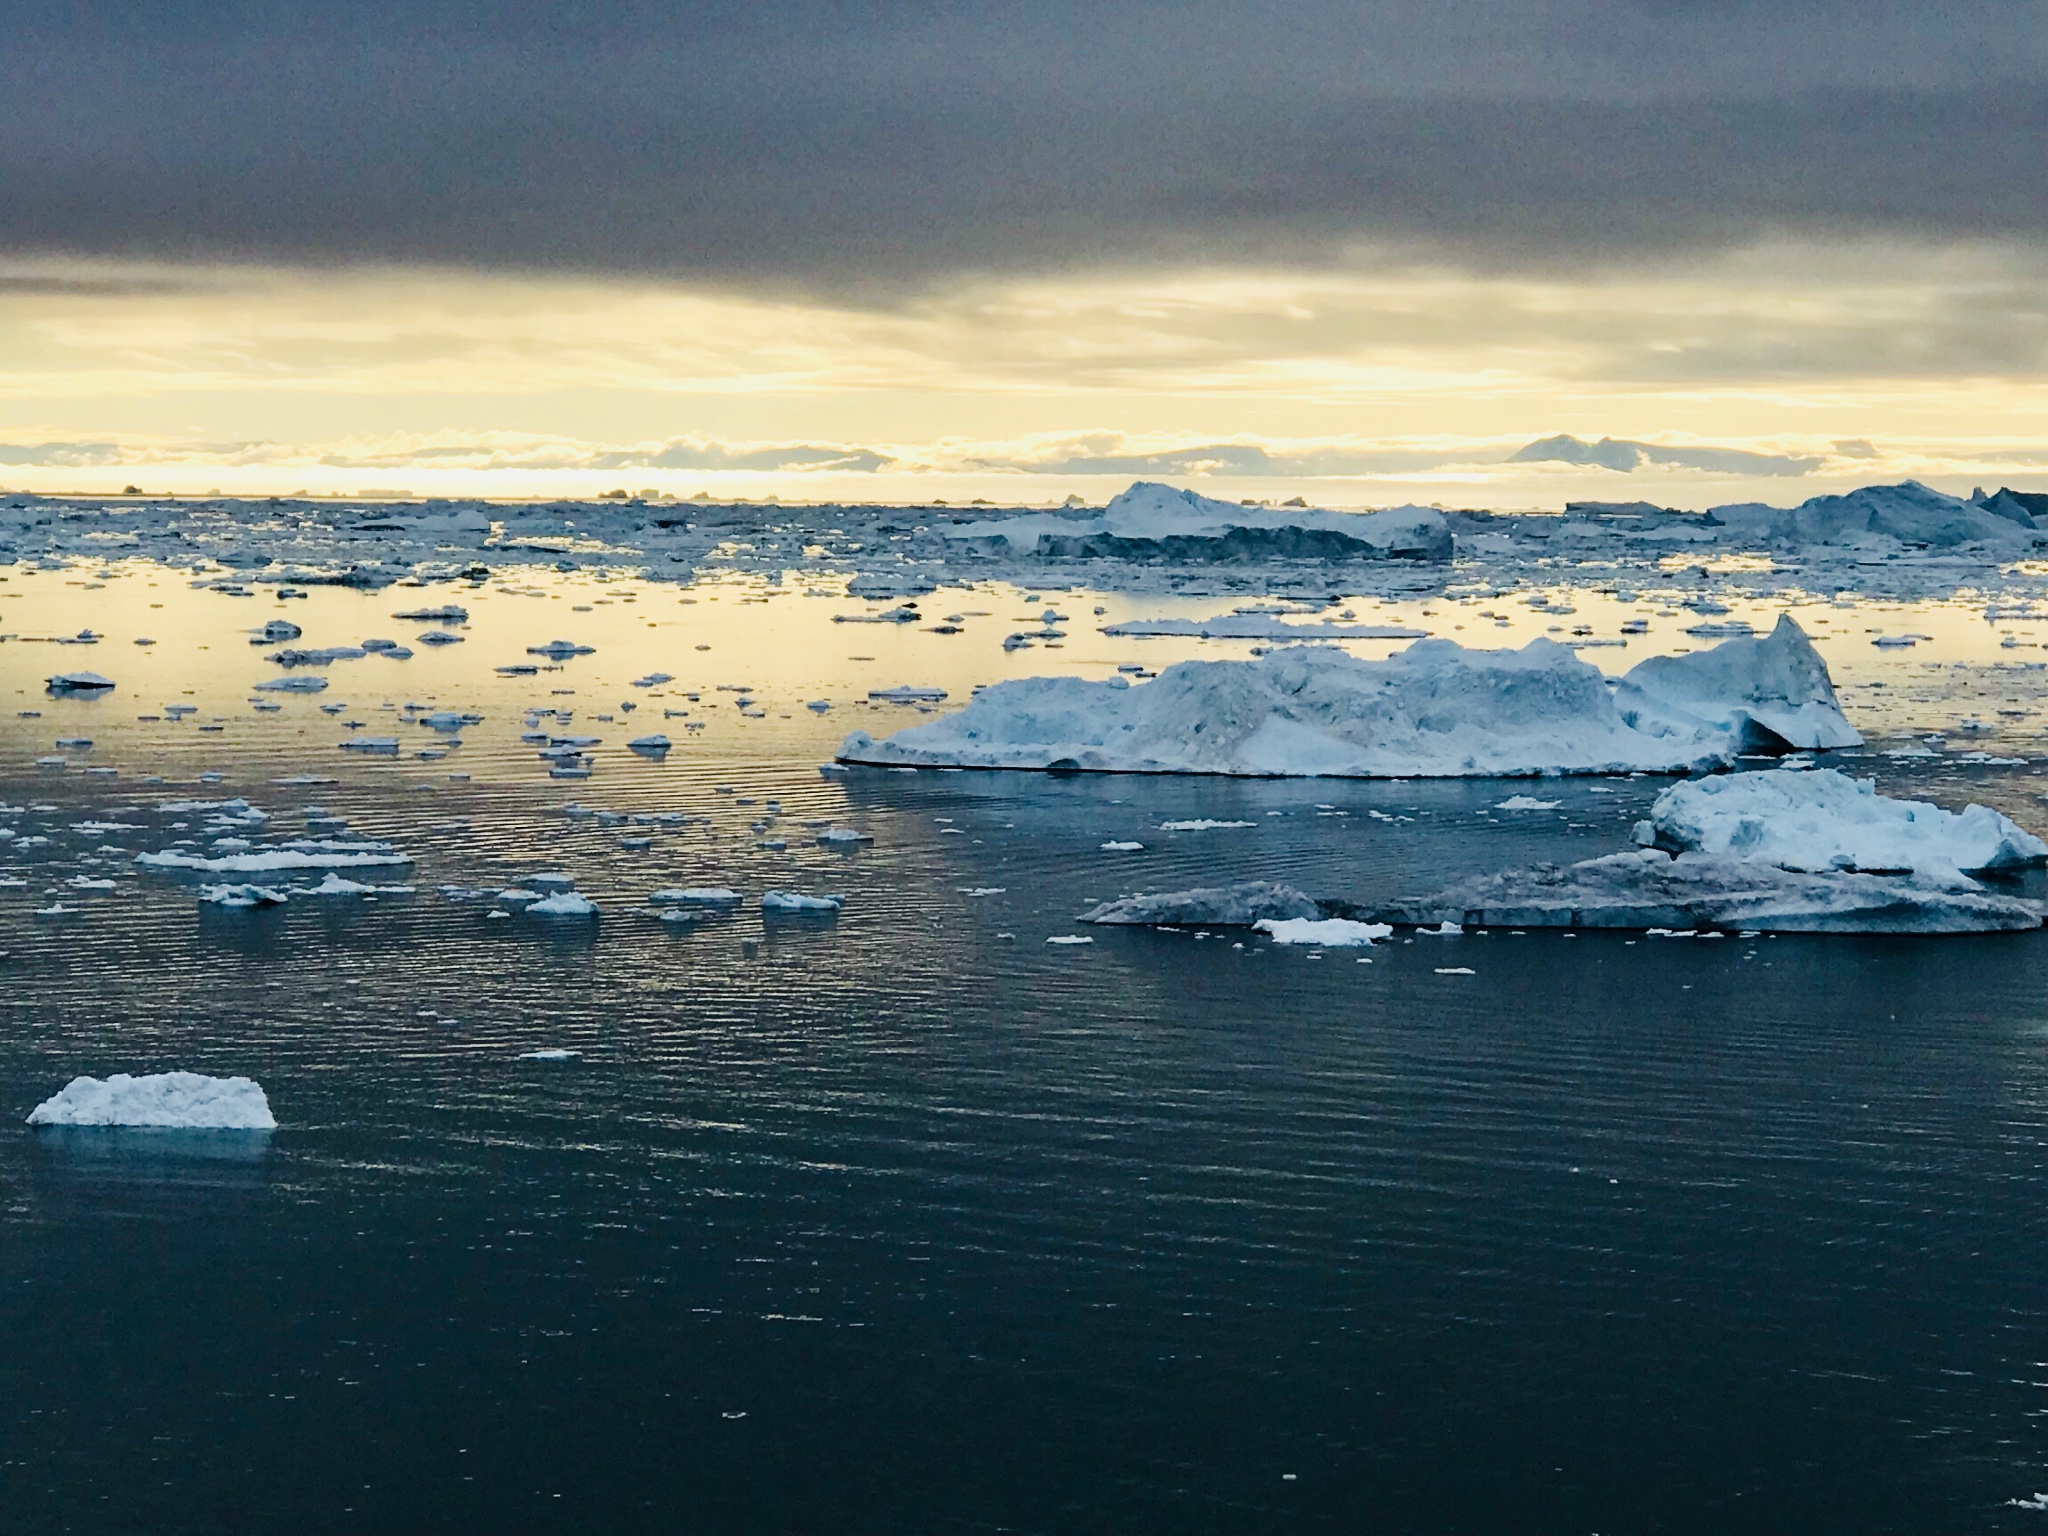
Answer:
(4, 759, 2047, 1533)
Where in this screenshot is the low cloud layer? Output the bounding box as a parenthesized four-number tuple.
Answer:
(3, 1, 2044, 286)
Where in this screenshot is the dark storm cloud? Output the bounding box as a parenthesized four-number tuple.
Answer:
(2, 0, 2042, 285)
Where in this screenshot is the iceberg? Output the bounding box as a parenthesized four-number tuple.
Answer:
(1640, 768, 2048, 882)
(947, 482, 1452, 563)
(840, 621, 1853, 778)
(1708, 481, 2046, 550)
(1614, 615, 1863, 751)
(650, 887, 742, 906)
(1380, 849, 2041, 934)
(1255, 917, 1393, 946)
(46, 671, 115, 693)
(28, 1071, 277, 1129)
(1081, 881, 1321, 926)
(254, 675, 329, 692)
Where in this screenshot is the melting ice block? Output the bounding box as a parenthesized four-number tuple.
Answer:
(840, 620, 1856, 778)
(28, 1071, 277, 1129)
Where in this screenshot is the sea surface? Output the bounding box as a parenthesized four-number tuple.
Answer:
(2, 561, 2047, 1533)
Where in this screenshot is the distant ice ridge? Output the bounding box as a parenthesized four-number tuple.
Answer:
(1707, 480, 2046, 551)
(840, 616, 1857, 778)
(1101, 616, 1429, 640)
(945, 482, 1452, 563)
(28, 1071, 277, 1129)
(1639, 768, 2048, 884)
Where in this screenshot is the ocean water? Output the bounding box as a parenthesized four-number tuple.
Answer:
(3, 563, 2048, 1532)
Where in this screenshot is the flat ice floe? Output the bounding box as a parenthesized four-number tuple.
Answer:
(839, 617, 1856, 778)
(28, 1071, 277, 1129)
(138, 839, 411, 874)
(1639, 768, 2048, 882)
(1101, 616, 1430, 640)
(1380, 849, 2041, 934)
(1081, 881, 1321, 926)
(946, 482, 1452, 563)
(1255, 917, 1393, 946)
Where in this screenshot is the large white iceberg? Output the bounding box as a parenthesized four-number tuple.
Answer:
(1640, 769, 2048, 883)
(946, 482, 1451, 562)
(28, 1071, 278, 1129)
(839, 619, 1856, 778)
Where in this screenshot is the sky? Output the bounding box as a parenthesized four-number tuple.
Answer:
(1, 0, 2043, 508)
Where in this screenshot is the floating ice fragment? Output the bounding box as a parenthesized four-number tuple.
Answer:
(1160, 819, 1256, 831)
(520, 1049, 580, 1060)
(815, 827, 872, 846)
(1045, 934, 1094, 945)
(1100, 840, 1145, 851)
(761, 891, 843, 912)
(1434, 966, 1477, 975)
(1256, 917, 1391, 946)
(868, 686, 948, 703)
(254, 675, 328, 693)
(527, 890, 599, 916)
(27, 1071, 276, 1129)
(650, 888, 741, 906)
(1494, 796, 1561, 811)
(199, 883, 289, 908)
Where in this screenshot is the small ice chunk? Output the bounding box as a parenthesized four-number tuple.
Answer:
(198, 883, 289, 908)
(1100, 840, 1146, 851)
(1494, 796, 1560, 811)
(761, 891, 844, 912)
(519, 1048, 580, 1060)
(650, 887, 741, 906)
(1045, 934, 1095, 945)
(254, 675, 329, 692)
(1160, 819, 1256, 831)
(527, 890, 599, 916)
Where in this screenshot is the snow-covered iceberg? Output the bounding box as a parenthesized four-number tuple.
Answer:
(1639, 769, 2048, 882)
(28, 1071, 278, 1129)
(946, 482, 1452, 563)
(1081, 881, 1322, 926)
(839, 620, 1854, 778)
(1380, 849, 2041, 934)
(46, 671, 115, 693)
